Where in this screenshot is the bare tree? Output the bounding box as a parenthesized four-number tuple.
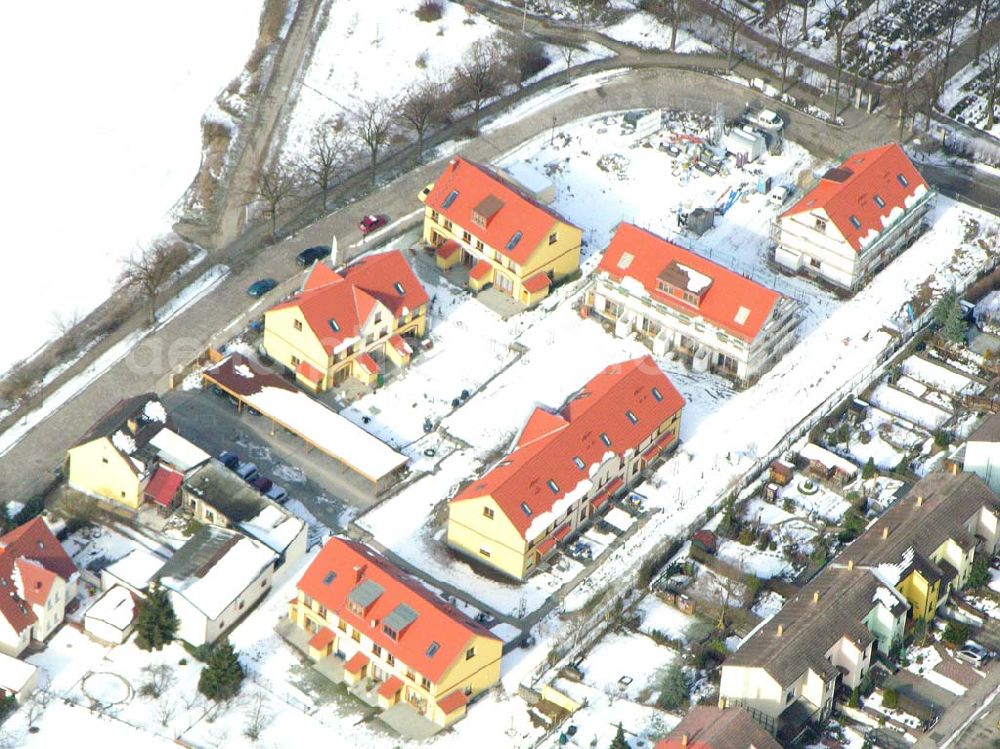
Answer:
(503, 33, 551, 87)
(351, 98, 395, 186)
(557, 44, 579, 81)
(976, 0, 997, 57)
(941, 11, 961, 82)
(140, 663, 176, 698)
(118, 240, 189, 325)
(770, 3, 796, 93)
(889, 56, 918, 141)
(153, 696, 178, 728)
(985, 43, 1000, 129)
(796, 0, 810, 38)
(825, 0, 849, 118)
(400, 79, 440, 164)
(454, 38, 507, 129)
(720, 0, 745, 71)
(644, 0, 688, 51)
(252, 164, 297, 240)
(242, 693, 270, 742)
(299, 122, 351, 209)
(24, 691, 50, 729)
(915, 47, 946, 130)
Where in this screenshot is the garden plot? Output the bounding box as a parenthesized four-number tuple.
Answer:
(900, 355, 985, 396)
(716, 539, 795, 580)
(870, 382, 953, 430)
(636, 595, 707, 641)
(743, 497, 820, 547)
(775, 474, 852, 522)
(941, 45, 1000, 138)
(839, 404, 931, 469)
(577, 630, 680, 702)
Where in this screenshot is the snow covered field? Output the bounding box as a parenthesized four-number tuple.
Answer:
(0, 1, 262, 376)
(603, 12, 715, 53)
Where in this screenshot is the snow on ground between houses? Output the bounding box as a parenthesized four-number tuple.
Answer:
(636, 595, 707, 640)
(354, 110, 996, 620)
(602, 12, 715, 53)
(0, 1, 260, 376)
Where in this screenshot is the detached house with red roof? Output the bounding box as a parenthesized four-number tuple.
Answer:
(654, 706, 782, 749)
(263, 250, 429, 391)
(447, 356, 684, 580)
(0, 517, 78, 657)
(419, 156, 582, 306)
(589, 224, 800, 385)
(289, 537, 502, 728)
(774, 143, 932, 291)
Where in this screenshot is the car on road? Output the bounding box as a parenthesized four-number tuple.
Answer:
(358, 214, 387, 235)
(957, 641, 992, 667)
(296, 245, 331, 267)
(252, 476, 274, 494)
(235, 462, 259, 483)
(265, 485, 288, 504)
(247, 278, 278, 298)
(218, 451, 240, 471)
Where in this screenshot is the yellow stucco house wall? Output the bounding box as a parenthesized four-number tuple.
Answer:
(896, 570, 939, 621)
(448, 496, 530, 580)
(66, 438, 143, 510)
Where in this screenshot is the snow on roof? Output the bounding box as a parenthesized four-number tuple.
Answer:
(104, 548, 166, 591)
(111, 430, 136, 454)
(149, 428, 210, 471)
(499, 161, 554, 197)
(85, 585, 136, 630)
(234, 363, 255, 378)
(674, 262, 712, 293)
(142, 399, 167, 423)
(246, 385, 407, 481)
(0, 651, 36, 693)
(238, 504, 305, 555)
(734, 306, 751, 325)
(799, 442, 858, 475)
(160, 534, 276, 620)
(871, 546, 916, 587)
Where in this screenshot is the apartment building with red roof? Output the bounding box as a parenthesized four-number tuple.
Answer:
(263, 250, 429, 391)
(447, 356, 684, 580)
(654, 706, 782, 749)
(419, 156, 582, 307)
(0, 517, 78, 656)
(288, 537, 501, 727)
(774, 143, 932, 290)
(590, 223, 800, 385)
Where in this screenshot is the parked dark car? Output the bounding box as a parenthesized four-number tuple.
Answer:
(296, 245, 332, 266)
(358, 214, 387, 235)
(218, 451, 240, 471)
(265, 485, 289, 504)
(252, 476, 274, 494)
(236, 462, 259, 483)
(247, 278, 278, 298)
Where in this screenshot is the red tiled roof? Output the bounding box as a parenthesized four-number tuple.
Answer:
(389, 335, 412, 356)
(424, 157, 578, 265)
(642, 430, 675, 461)
(654, 706, 782, 749)
(436, 240, 460, 260)
(356, 353, 380, 375)
(598, 223, 781, 342)
(523, 272, 551, 293)
(437, 689, 469, 714)
(452, 356, 683, 539)
(345, 651, 369, 674)
(267, 250, 429, 356)
(296, 360, 325, 383)
(552, 524, 571, 542)
(144, 466, 183, 507)
(536, 537, 557, 555)
(0, 518, 77, 635)
(469, 259, 492, 280)
(308, 626, 334, 650)
(378, 675, 404, 698)
(204, 353, 296, 398)
(298, 538, 499, 683)
(781, 143, 929, 252)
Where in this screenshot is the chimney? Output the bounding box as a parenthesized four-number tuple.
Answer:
(882, 526, 889, 540)
(813, 591, 820, 604)
(680, 734, 689, 747)
(353, 564, 365, 582)
(916, 495, 924, 507)
(776, 624, 784, 637)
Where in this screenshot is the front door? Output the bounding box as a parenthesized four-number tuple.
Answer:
(496, 273, 514, 295)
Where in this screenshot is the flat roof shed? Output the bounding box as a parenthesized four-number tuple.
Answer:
(203, 354, 407, 494)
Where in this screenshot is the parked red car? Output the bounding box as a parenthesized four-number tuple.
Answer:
(359, 214, 387, 235)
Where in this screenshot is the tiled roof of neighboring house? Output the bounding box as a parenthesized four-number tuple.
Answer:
(451, 356, 684, 539)
(145, 466, 184, 507)
(727, 564, 905, 686)
(0, 518, 77, 634)
(655, 706, 783, 749)
(72, 393, 171, 472)
(424, 157, 579, 265)
(843, 472, 1000, 568)
(298, 538, 498, 683)
(204, 353, 294, 398)
(183, 461, 270, 524)
(781, 143, 929, 251)
(598, 223, 783, 342)
(969, 412, 1000, 443)
(268, 250, 428, 356)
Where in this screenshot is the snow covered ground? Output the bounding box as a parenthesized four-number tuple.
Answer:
(602, 12, 715, 53)
(0, 1, 262, 376)
(940, 43, 1000, 138)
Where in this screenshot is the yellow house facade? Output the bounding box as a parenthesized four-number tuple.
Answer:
(263, 250, 429, 392)
(448, 356, 685, 581)
(420, 156, 582, 306)
(290, 538, 502, 728)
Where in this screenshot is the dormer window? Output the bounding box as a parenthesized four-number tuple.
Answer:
(472, 195, 504, 229)
(873, 194, 885, 208)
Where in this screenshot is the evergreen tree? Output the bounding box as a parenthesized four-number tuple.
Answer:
(966, 556, 991, 590)
(657, 663, 691, 711)
(862, 457, 876, 480)
(932, 289, 957, 327)
(198, 640, 245, 701)
(134, 585, 179, 651)
(609, 723, 629, 749)
(942, 298, 968, 344)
